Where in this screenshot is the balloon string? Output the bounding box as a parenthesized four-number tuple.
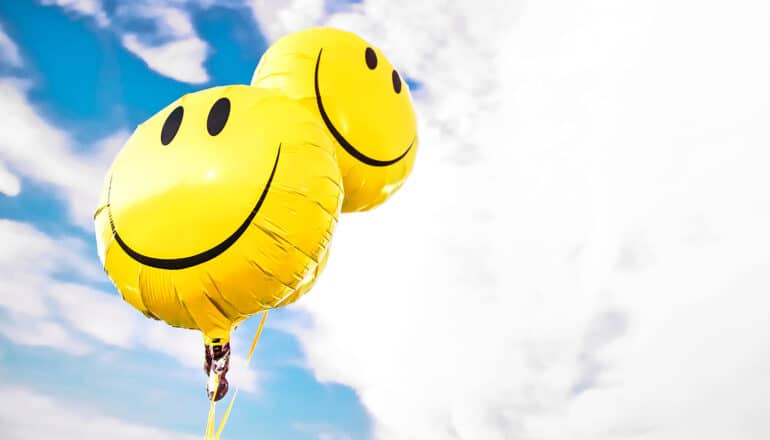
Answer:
(204, 375, 219, 439)
(204, 310, 269, 440)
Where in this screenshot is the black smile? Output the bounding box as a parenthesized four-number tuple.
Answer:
(106, 145, 282, 270)
(314, 48, 414, 167)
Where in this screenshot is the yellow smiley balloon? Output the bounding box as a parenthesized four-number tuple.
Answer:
(94, 85, 343, 344)
(251, 27, 419, 213)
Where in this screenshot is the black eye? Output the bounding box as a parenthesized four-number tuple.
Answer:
(161, 106, 183, 145)
(207, 97, 231, 136)
(392, 70, 402, 94)
(365, 47, 377, 70)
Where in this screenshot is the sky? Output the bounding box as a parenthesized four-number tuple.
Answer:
(1, 1, 769, 440)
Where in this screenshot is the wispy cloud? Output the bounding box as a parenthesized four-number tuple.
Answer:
(40, 0, 110, 27)
(119, 5, 209, 84)
(0, 30, 24, 197)
(0, 218, 125, 355)
(121, 34, 208, 84)
(0, 161, 20, 196)
(0, 317, 89, 355)
(250, 0, 770, 439)
(247, 0, 326, 41)
(0, 384, 199, 440)
(0, 23, 22, 67)
(0, 78, 125, 229)
(41, 0, 209, 84)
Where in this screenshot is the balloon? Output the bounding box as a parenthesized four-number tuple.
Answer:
(94, 85, 343, 345)
(251, 27, 419, 213)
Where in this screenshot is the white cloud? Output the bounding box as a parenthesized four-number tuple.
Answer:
(0, 219, 100, 315)
(0, 315, 90, 356)
(0, 79, 125, 229)
(0, 28, 25, 195)
(152, 5, 196, 37)
(42, 1, 210, 84)
(117, 5, 210, 84)
(247, 0, 326, 41)
(52, 282, 142, 349)
(41, 0, 110, 27)
(246, 0, 770, 439)
(0, 219, 105, 354)
(122, 32, 209, 84)
(0, 384, 199, 440)
(0, 23, 22, 67)
(0, 161, 21, 196)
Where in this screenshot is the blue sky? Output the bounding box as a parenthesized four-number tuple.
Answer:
(0, 2, 370, 439)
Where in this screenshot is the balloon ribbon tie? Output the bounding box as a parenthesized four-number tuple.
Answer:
(204, 311, 269, 440)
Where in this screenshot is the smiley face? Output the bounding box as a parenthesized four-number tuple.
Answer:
(252, 27, 419, 212)
(106, 97, 281, 270)
(104, 87, 286, 266)
(94, 85, 343, 341)
(313, 45, 416, 167)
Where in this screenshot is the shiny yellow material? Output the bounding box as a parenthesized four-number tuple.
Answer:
(94, 85, 343, 343)
(280, 241, 331, 307)
(251, 27, 419, 212)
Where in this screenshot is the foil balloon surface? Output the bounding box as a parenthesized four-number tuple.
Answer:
(94, 85, 343, 344)
(251, 27, 419, 213)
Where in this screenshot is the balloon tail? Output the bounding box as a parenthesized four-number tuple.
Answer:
(203, 310, 269, 440)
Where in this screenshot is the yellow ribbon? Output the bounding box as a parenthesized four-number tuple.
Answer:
(205, 310, 269, 440)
